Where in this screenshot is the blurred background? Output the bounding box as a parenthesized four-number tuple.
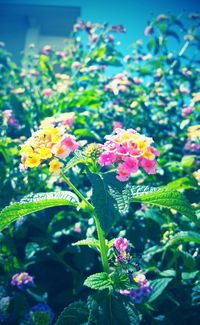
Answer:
(0, 0, 199, 64)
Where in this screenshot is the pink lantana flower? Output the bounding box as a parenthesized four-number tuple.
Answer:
(140, 158, 158, 174)
(61, 136, 79, 151)
(114, 237, 129, 253)
(52, 144, 70, 159)
(98, 151, 117, 166)
(182, 106, 194, 117)
(116, 163, 131, 182)
(42, 88, 53, 97)
(113, 121, 123, 129)
(122, 157, 139, 173)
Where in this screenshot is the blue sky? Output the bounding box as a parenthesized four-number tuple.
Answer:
(2, 0, 200, 54)
(65, 0, 200, 53)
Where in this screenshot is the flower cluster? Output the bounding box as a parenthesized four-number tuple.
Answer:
(11, 272, 34, 290)
(187, 125, 200, 142)
(2, 109, 19, 128)
(41, 112, 76, 129)
(120, 273, 152, 303)
(20, 117, 79, 174)
(112, 237, 152, 303)
(105, 74, 132, 95)
(98, 128, 160, 181)
(182, 106, 194, 117)
(22, 303, 54, 325)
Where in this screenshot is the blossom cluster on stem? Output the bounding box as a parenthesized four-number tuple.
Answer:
(20, 114, 79, 175)
(98, 128, 160, 181)
(11, 272, 34, 290)
(113, 237, 152, 303)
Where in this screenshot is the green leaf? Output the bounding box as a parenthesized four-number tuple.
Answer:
(143, 245, 163, 262)
(87, 171, 124, 234)
(165, 231, 200, 247)
(84, 272, 112, 291)
(129, 185, 198, 224)
(182, 271, 199, 281)
(147, 37, 160, 54)
(159, 269, 176, 277)
(88, 292, 140, 325)
(180, 155, 195, 168)
(166, 177, 197, 190)
(110, 184, 198, 224)
(55, 301, 88, 325)
(72, 238, 100, 248)
(179, 250, 196, 271)
(148, 277, 173, 302)
(0, 191, 79, 231)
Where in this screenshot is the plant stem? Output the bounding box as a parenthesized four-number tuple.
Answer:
(94, 215, 110, 273)
(61, 171, 94, 211)
(60, 171, 110, 273)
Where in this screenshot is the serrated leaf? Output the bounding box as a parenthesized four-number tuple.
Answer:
(84, 272, 112, 290)
(72, 238, 100, 248)
(0, 191, 79, 231)
(87, 171, 125, 234)
(129, 186, 198, 224)
(55, 301, 88, 325)
(166, 177, 197, 190)
(110, 184, 198, 224)
(88, 292, 140, 325)
(148, 277, 173, 302)
(165, 231, 200, 247)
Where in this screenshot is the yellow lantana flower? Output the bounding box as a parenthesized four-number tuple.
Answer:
(143, 150, 155, 160)
(188, 125, 200, 141)
(192, 92, 200, 103)
(20, 145, 33, 156)
(38, 147, 52, 159)
(25, 154, 41, 168)
(49, 159, 64, 175)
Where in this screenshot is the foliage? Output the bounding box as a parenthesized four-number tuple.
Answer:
(0, 13, 200, 324)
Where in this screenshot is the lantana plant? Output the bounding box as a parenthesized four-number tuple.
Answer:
(0, 113, 197, 324)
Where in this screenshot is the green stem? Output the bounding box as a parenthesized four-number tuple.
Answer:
(94, 215, 110, 273)
(61, 171, 94, 211)
(60, 171, 110, 273)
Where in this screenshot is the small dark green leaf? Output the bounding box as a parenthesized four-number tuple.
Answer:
(72, 238, 100, 248)
(84, 272, 112, 290)
(88, 292, 140, 325)
(159, 269, 176, 277)
(148, 277, 173, 302)
(55, 301, 88, 325)
(182, 271, 199, 281)
(165, 231, 200, 247)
